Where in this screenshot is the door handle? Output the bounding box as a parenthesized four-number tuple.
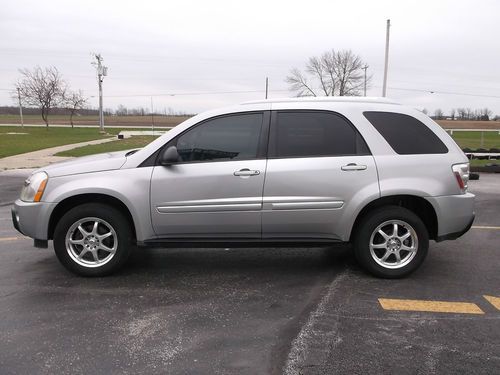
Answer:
(341, 163, 367, 171)
(234, 168, 260, 177)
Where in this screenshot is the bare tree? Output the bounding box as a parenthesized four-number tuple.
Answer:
(116, 104, 128, 116)
(333, 50, 365, 96)
(456, 108, 466, 120)
(306, 56, 331, 95)
(433, 108, 444, 120)
(466, 108, 473, 120)
(286, 49, 369, 97)
(450, 108, 456, 120)
(64, 90, 87, 128)
(480, 108, 492, 121)
(285, 68, 317, 97)
(15, 66, 66, 127)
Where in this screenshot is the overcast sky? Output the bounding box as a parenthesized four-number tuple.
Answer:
(1, 0, 499, 115)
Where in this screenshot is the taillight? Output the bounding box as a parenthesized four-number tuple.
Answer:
(452, 163, 469, 193)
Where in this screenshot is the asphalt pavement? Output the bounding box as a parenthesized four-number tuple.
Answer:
(0, 172, 498, 374)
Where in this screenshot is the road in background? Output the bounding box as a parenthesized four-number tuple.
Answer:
(0, 172, 498, 374)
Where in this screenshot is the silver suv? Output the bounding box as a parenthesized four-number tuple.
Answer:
(12, 97, 474, 278)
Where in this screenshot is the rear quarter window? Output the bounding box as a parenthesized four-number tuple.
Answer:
(363, 111, 448, 155)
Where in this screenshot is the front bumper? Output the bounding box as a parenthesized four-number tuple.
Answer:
(11, 199, 57, 243)
(425, 193, 475, 242)
(11, 208, 23, 234)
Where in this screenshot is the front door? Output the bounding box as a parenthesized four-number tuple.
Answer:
(150, 112, 268, 239)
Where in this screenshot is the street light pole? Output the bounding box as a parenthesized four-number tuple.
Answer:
(382, 19, 391, 97)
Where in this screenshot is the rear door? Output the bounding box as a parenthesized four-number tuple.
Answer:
(262, 110, 379, 240)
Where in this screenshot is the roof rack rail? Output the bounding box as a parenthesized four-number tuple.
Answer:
(241, 96, 400, 105)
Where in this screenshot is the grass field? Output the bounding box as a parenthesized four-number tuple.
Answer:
(470, 158, 500, 167)
(0, 126, 158, 158)
(55, 136, 158, 157)
(448, 131, 500, 149)
(0, 126, 127, 158)
(0, 114, 190, 127)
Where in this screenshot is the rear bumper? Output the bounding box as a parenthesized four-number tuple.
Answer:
(425, 193, 475, 242)
(436, 214, 474, 242)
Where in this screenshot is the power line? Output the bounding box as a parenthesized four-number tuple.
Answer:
(91, 89, 291, 98)
(379, 86, 500, 99)
(2, 85, 500, 99)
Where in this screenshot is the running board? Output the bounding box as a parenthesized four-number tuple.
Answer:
(137, 237, 343, 248)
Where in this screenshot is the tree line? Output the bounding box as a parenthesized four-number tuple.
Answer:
(430, 108, 495, 121)
(0, 106, 99, 116)
(114, 104, 191, 117)
(0, 104, 192, 118)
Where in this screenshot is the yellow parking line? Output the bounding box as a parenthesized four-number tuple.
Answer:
(471, 226, 500, 230)
(483, 295, 500, 311)
(0, 236, 22, 242)
(378, 298, 484, 314)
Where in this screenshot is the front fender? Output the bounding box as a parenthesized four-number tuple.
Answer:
(43, 167, 155, 241)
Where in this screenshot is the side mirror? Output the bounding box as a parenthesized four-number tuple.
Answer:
(159, 146, 179, 165)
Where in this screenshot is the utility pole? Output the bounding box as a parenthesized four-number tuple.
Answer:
(265, 77, 269, 99)
(362, 65, 369, 96)
(17, 87, 24, 128)
(92, 53, 108, 133)
(382, 19, 391, 97)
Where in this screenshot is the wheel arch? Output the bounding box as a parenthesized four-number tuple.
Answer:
(349, 195, 438, 241)
(48, 193, 137, 241)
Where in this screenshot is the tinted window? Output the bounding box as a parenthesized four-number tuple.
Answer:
(364, 111, 448, 154)
(269, 111, 369, 158)
(175, 113, 263, 162)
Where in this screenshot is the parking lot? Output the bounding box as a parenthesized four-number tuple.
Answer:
(0, 171, 499, 374)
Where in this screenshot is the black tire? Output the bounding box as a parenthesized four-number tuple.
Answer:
(53, 203, 133, 277)
(353, 206, 429, 278)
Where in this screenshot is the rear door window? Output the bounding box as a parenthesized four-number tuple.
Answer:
(269, 111, 370, 158)
(363, 111, 448, 154)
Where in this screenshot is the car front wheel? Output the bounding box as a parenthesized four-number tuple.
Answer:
(53, 203, 132, 276)
(354, 206, 429, 278)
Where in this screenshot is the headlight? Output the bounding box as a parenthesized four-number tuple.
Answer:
(20, 172, 48, 202)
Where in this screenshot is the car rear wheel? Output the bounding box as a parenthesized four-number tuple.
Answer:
(354, 206, 429, 278)
(53, 203, 132, 276)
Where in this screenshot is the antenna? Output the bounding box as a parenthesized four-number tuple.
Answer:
(382, 19, 391, 97)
